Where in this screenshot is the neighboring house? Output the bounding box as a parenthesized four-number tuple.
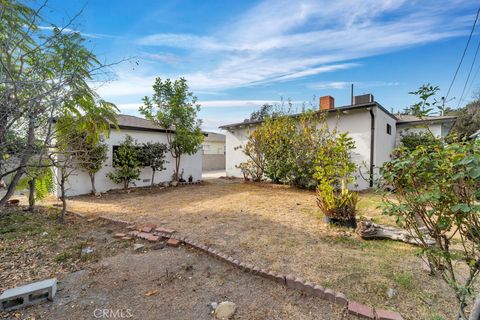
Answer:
(219, 94, 456, 190)
(395, 114, 457, 145)
(201, 131, 226, 171)
(55, 114, 202, 196)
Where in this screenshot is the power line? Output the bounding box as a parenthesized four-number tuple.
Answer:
(445, 7, 480, 101)
(457, 33, 480, 108)
(465, 60, 480, 99)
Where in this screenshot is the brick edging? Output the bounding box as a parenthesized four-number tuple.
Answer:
(75, 213, 403, 320)
(173, 235, 403, 320)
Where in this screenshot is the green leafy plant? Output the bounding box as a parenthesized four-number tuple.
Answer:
(239, 111, 333, 188)
(107, 135, 142, 189)
(314, 133, 358, 221)
(139, 142, 168, 186)
(399, 130, 440, 151)
(381, 85, 480, 319)
(76, 139, 108, 195)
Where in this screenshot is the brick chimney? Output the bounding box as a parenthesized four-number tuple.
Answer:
(320, 96, 334, 111)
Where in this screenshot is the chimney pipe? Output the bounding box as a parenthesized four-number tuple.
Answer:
(351, 84, 354, 105)
(319, 96, 334, 111)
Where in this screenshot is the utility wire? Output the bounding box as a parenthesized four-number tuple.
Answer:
(457, 34, 480, 108)
(465, 60, 480, 99)
(445, 7, 480, 101)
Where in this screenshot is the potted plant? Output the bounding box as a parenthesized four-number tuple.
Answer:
(314, 133, 358, 228)
(316, 180, 358, 228)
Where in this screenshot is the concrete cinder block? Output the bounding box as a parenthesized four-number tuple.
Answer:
(0, 278, 57, 312)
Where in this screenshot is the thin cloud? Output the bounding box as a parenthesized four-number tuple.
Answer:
(102, 0, 474, 96)
(198, 100, 303, 108)
(38, 26, 118, 39)
(309, 81, 400, 90)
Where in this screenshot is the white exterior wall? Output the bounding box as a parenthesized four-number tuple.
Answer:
(373, 108, 397, 179)
(224, 126, 253, 177)
(58, 129, 202, 197)
(395, 123, 444, 146)
(223, 109, 373, 190)
(202, 141, 225, 155)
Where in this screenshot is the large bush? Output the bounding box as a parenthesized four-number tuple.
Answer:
(239, 111, 333, 188)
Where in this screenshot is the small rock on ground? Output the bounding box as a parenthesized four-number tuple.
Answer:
(215, 301, 236, 319)
(133, 244, 145, 251)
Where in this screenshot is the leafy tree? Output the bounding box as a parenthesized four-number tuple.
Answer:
(448, 99, 480, 139)
(107, 135, 142, 189)
(139, 142, 168, 186)
(248, 103, 275, 121)
(77, 139, 108, 195)
(381, 85, 480, 319)
(16, 164, 54, 211)
(140, 77, 204, 181)
(0, 1, 118, 207)
(54, 101, 116, 221)
(403, 84, 440, 116)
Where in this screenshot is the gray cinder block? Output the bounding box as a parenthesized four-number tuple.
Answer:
(0, 278, 57, 311)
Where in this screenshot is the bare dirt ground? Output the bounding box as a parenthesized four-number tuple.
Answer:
(1, 207, 346, 320)
(26, 246, 345, 320)
(52, 179, 457, 320)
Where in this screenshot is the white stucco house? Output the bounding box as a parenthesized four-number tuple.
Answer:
(219, 94, 457, 190)
(56, 114, 202, 196)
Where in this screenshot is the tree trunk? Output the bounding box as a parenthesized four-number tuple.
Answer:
(59, 168, 66, 223)
(89, 173, 96, 195)
(174, 155, 181, 181)
(0, 114, 36, 207)
(28, 177, 35, 211)
(151, 169, 155, 186)
(124, 179, 128, 190)
(469, 294, 480, 320)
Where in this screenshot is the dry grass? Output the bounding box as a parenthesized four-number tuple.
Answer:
(49, 179, 456, 320)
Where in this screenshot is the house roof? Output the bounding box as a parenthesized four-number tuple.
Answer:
(218, 101, 458, 130)
(204, 131, 226, 142)
(114, 114, 171, 133)
(113, 114, 209, 136)
(395, 114, 457, 125)
(219, 101, 383, 129)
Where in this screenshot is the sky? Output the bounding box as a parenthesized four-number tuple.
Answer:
(42, 0, 480, 132)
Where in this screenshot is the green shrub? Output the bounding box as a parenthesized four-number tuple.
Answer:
(314, 133, 358, 220)
(399, 130, 439, 151)
(382, 139, 480, 319)
(239, 111, 333, 188)
(107, 135, 142, 189)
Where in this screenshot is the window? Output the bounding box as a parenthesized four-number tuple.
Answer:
(386, 123, 392, 135)
(203, 144, 210, 151)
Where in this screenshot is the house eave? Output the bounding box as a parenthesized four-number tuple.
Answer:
(219, 102, 384, 130)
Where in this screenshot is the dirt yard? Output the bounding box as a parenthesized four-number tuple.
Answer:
(1, 207, 346, 320)
(52, 179, 457, 320)
(27, 247, 344, 320)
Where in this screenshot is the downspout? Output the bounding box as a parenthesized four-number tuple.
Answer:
(368, 109, 375, 188)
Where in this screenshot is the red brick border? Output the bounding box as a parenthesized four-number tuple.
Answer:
(74, 212, 403, 320)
